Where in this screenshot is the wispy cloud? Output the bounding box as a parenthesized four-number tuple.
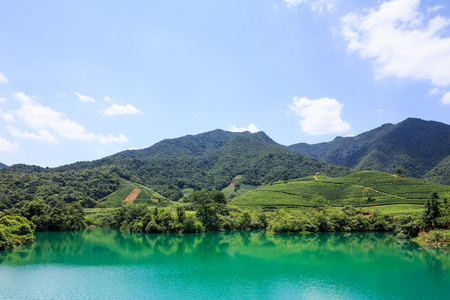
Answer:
(0, 107, 15, 122)
(0, 136, 17, 152)
(75, 92, 96, 103)
(98, 133, 128, 144)
(284, 0, 335, 13)
(0, 73, 8, 84)
(103, 103, 142, 116)
(289, 96, 351, 135)
(341, 0, 450, 87)
(12, 92, 128, 144)
(229, 123, 259, 133)
(442, 92, 450, 105)
(6, 125, 58, 143)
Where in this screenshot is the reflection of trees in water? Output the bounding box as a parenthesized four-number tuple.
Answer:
(0, 229, 448, 280)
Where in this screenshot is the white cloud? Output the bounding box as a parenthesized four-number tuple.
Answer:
(0, 107, 15, 122)
(6, 125, 58, 143)
(229, 123, 259, 133)
(428, 5, 444, 13)
(104, 96, 114, 103)
(311, 0, 335, 13)
(0, 136, 17, 152)
(442, 92, 450, 104)
(0, 73, 8, 84)
(75, 92, 96, 103)
(11, 92, 129, 145)
(103, 103, 142, 116)
(0, 97, 6, 104)
(98, 133, 128, 144)
(284, 0, 307, 8)
(284, 0, 335, 12)
(289, 97, 351, 135)
(429, 87, 442, 95)
(341, 0, 450, 87)
(14, 92, 96, 141)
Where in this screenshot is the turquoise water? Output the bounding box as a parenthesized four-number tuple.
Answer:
(0, 229, 449, 299)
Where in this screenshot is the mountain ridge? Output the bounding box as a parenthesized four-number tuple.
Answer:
(288, 118, 450, 184)
(113, 129, 279, 159)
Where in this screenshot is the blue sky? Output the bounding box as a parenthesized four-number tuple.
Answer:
(1, 0, 450, 167)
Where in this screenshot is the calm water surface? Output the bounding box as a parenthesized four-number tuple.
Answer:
(0, 229, 449, 299)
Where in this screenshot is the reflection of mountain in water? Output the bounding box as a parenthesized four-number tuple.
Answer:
(1, 229, 448, 273)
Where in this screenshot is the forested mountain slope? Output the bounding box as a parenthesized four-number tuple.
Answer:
(289, 118, 450, 184)
(0, 163, 6, 169)
(113, 129, 279, 159)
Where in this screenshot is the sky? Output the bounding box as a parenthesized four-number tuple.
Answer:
(1, 0, 450, 167)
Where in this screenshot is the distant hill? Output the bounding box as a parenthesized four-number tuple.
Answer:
(114, 129, 278, 159)
(288, 118, 450, 184)
(0, 162, 6, 169)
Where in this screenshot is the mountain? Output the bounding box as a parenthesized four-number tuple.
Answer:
(114, 129, 278, 159)
(104, 134, 351, 193)
(288, 118, 450, 184)
(0, 162, 6, 169)
(49, 130, 351, 200)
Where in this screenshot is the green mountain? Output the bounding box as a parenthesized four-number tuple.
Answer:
(105, 134, 352, 192)
(114, 129, 278, 159)
(289, 118, 450, 184)
(0, 162, 6, 169)
(48, 130, 351, 202)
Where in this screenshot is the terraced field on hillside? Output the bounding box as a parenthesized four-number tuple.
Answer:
(232, 171, 450, 209)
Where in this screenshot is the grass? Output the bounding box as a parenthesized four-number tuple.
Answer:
(367, 204, 424, 217)
(98, 179, 165, 207)
(222, 175, 259, 198)
(232, 171, 450, 210)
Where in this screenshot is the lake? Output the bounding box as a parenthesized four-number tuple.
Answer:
(0, 229, 449, 299)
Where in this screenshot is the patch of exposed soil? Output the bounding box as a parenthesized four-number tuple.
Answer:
(227, 178, 242, 188)
(124, 188, 142, 203)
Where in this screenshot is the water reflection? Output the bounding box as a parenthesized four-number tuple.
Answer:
(1, 229, 448, 274)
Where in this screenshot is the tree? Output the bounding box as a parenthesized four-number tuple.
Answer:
(422, 191, 441, 230)
(310, 195, 326, 210)
(363, 187, 376, 202)
(395, 168, 406, 176)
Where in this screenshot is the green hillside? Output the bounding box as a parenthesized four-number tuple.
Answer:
(53, 134, 352, 199)
(221, 175, 259, 198)
(99, 179, 165, 207)
(288, 118, 450, 184)
(232, 171, 450, 209)
(114, 130, 280, 160)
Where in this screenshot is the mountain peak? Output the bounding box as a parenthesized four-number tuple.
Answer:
(113, 129, 273, 159)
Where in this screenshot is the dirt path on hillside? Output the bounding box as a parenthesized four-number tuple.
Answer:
(124, 188, 142, 203)
(314, 176, 318, 181)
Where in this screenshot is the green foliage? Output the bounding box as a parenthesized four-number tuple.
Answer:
(0, 215, 35, 250)
(98, 180, 164, 207)
(395, 216, 421, 239)
(0, 167, 120, 211)
(233, 171, 450, 209)
(289, 118, 450, 185)
(422, 191, 442, 230)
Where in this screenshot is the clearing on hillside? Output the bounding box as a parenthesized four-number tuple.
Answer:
(98, 179, 165, 207)
(124, 188, 146, 203)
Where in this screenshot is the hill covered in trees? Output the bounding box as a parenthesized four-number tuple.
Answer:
(288, 118, 450, 184)
(1, 118, 449, 215)
(0, 163, 6, 169)
(0, 130, 351, 211)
